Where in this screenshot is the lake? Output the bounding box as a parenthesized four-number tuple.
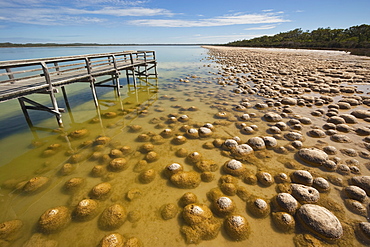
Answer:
(0, 45, 369, 246)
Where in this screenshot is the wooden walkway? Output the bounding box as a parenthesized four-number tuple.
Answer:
(0, 50, 157, 127)
(0, 50, 157, 102)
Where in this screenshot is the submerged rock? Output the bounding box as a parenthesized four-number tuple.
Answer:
(296, 204, 343, 240)
(170, 171, 201, 189)
(179, 192, 198, 207)
(138, 169, 156, 184)
(38, 206, 71, 234)
(272, 212, 295, 233)
(98, 233, 125, 247)
(22, 177, 49, 193)
(182, 204, 213, 225)
(89, 182, 112, 200)
(212, 197, 236, 217)
(0, 219, 23, 241)
(247, 198, 270, 218)
(72, 199, 99, 221)
(161, 203, 178, 220)
(99, 204, 127, 230)
(223, 159, 247, 177)
(224, 215, 250, 241)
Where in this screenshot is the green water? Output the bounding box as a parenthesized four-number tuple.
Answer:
(0, 46, 367, 246)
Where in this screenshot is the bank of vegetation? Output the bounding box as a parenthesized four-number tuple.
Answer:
(226, 24, 370, 56)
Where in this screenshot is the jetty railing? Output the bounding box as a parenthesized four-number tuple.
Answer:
(0, 50, 158, 127)
(0, 50, 157, 102)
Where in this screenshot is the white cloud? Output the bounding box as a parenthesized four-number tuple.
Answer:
(0, 5, 175, 25)
(173, 33, 266, 44)
(76, 0, 148, 5)
(129, 12, 290, 27)
(81, 7, 175, 17)
(244, 25, 277, 30)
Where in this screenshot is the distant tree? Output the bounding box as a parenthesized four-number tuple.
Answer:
(226, 24, 370, 54)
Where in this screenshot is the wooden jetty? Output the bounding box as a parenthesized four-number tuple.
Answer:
(0, 50, 157, 127)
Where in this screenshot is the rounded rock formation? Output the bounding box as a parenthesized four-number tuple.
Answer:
(275, 193, 299, 214)
(138, 169, 156, 184)
(161, 203, 178, 220)
(22, 177, 49, 193)
(73, 199, 99, 221)
(351, 176, 370, 196)
(272, 212, 295, 233)
(212, 197, 236, 217)
(224, 214, 250, 241)
(256, 171, 274, 187)
(247, 198, 270, 218)
(344, 185, 367, 202)
(291, 170, 313, 186)
(170, 171, 201, 189)
(312, 177, 330, 192)
(296, 204, 343, 240)
(247, 137, 266, 150)
(98, 232, 125, 247)
(108, 158, 127, 172)
(182, 204, 213, 225)
(99, 204, 127, 230)
(164, 163, 183, 177)
(179, 192, 198, 207)
(89, 182, 112, 200)
(291, 184, 320, 204)
(0, 219, 23, 241)
(298, 148, 328, 166)
(264, 112, 283, 122)
(223, 159, 247, 177)
(63, 177, 85, 193)
(38, 206, 71, 234)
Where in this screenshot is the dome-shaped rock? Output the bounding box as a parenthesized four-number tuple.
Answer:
(73, 199, 99, 221)
(224, 214, 250, 241)
(98, 232, 125, 247)
(264, 112, 282, 122)
(291, 184, 320, 204)
(275, 193, 299, 214)
(272, 212, 295, 233)
(298, 148, 328, 166)
(38, 206, 71, 234)
(98, 204, 127, 230)
(170, 171, 201, 189)
(297, 204, 343, 240)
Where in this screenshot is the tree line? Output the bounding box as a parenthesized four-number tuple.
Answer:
(226, 24, 370, 56)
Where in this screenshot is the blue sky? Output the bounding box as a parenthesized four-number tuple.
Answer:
(0, 0, 369, 44)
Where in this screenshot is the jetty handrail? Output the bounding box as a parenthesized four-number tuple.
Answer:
(0, 51, 155, 67)
(0, 51, 156, 85)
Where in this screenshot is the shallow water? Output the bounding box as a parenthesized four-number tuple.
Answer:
(1, 46, 370, 246)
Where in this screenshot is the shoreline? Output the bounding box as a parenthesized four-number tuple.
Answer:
(204, 45, 370, 58)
